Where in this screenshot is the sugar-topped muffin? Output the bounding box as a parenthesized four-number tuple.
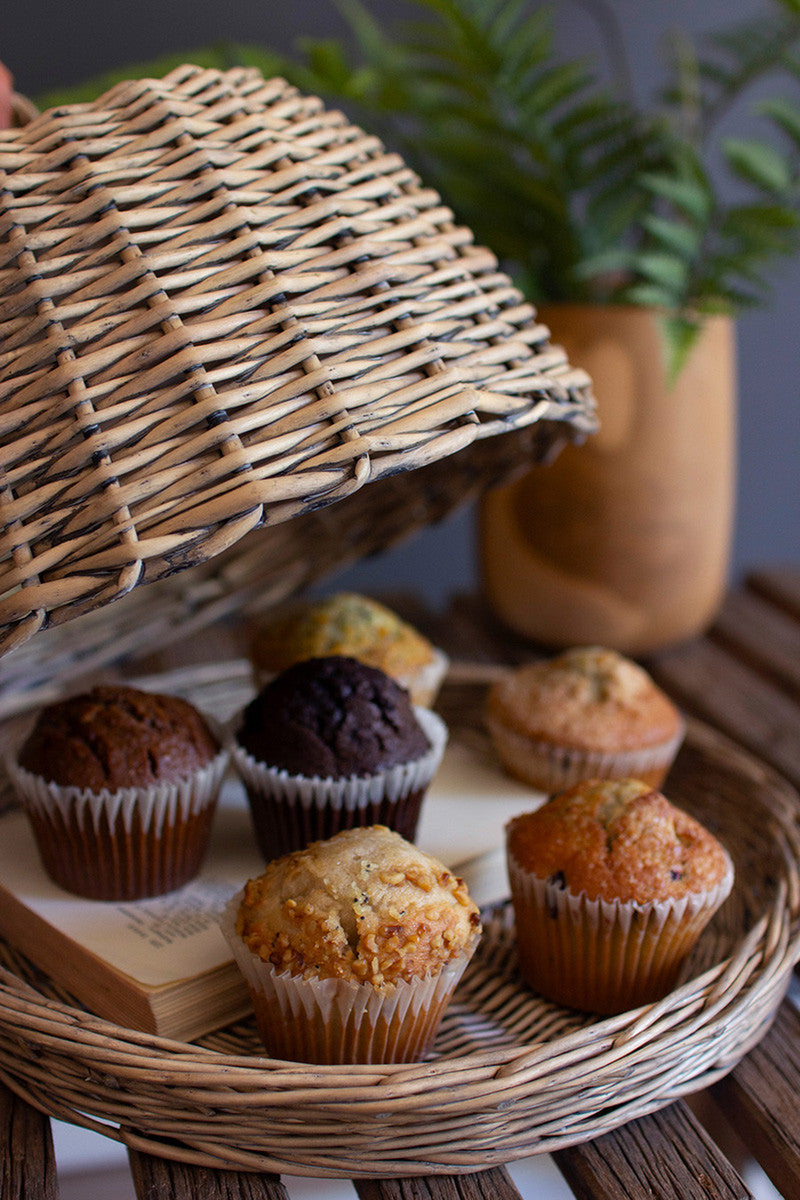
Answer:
(506, 779, 734, 1014)
(222, 826, 481, 1062)
(9, 685, 226, 900)
(231, 656, 447, 859)
(486, 646, 685, 792)
(249, 591, 448, 706)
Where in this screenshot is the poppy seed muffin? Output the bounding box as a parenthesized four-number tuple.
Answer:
(222, 825, 481, 1062)
(506, 779, 734, 1014)
(9, 685, 227, 900)
(486, 646, 685, 792)
(249, 591, 448, 706)
(231, 656, 447, 859)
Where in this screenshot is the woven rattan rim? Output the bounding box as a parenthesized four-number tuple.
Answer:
(0, 65, 595, 661)
(0, 662, 797, 1178)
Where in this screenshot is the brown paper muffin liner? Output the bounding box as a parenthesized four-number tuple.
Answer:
(220, 892, 478, 1063)
(6, 750, 229, 901)
(486, 713, 686, 793)
(507, 847, 734, 1015)
(230, 706, 447, 861)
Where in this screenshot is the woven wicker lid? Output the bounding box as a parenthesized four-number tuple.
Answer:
(0, 64, 594, 668)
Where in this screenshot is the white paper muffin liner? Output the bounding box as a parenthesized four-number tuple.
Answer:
(220, 891, 478, 1063)
(507, 846, 734, 1015)
(486, 712, 686, 793)
(230, 706, 447, 860)
(6, 749, 229, 900)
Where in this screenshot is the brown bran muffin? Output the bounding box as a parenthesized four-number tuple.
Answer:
(222, 825, 481, 1063)
(506, 779, 734, 1014)
(249, 592, 448, 706)
(486, 646, 685, 792)
(9, 685, 227, 900)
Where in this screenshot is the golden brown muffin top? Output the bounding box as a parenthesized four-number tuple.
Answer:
(250, 592, 436, 678)
(237, 826, 481, 988)
(487, 646, 682, 753)
(506, 779, 731, 904)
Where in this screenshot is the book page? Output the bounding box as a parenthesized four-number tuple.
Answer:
(417, 737, 543, 902)
(0, 781, 263, 987)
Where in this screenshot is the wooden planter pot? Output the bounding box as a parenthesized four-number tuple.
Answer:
(478, 305, 737, 655)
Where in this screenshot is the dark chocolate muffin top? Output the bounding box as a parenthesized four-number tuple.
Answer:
(237, 656, 431, 778)
(18, 685, 220, 790)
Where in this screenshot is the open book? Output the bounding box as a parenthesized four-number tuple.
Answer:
(0, 739, 539, 1041)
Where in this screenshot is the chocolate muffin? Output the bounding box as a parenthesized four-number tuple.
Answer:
(231, 656, 447, 859)
(9, 685, 227, 900)
(18, 685, 219, 790)
(237, 655, 431, 778)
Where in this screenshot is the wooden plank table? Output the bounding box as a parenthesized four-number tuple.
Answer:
(4, 565, 800, 1199)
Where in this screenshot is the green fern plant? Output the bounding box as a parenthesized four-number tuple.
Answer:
(287, 0, 800, 374)
(33, 0, 800, 374)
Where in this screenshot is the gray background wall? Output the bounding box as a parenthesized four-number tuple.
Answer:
(4, 1, 797, 606)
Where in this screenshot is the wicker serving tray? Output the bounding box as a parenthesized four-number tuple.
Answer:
(0, 665, 797, 1178)
(0, 64, 595, 668)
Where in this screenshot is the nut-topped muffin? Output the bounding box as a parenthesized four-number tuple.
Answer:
(506, 779, 734, 1014)
(231, 656, 447, 859)
(486, 646, 685, 792)
(250, 592, 448, 706)
(222, 825, 481, 1062)
(9, 685, 227, 900)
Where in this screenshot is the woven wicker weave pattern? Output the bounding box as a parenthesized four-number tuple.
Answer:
(0, 65, 594, 659)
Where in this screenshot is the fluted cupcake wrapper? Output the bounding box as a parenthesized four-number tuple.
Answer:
(507, 848, 734, 1015)
(486, 713, 686, 793)
(220, 891, 477, 1064)
(6, 750, 229, 901)
(230, 706, 447, 861)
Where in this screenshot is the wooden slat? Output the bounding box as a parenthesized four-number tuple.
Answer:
(423, 594, 536, 667)
(747, 566, 800, 622)
(354, 1167, 524, 1200)
(648, 637, 800, 790)
(0, 1082, 59, 1200)
(711, 997, 800, 1200)
(552, 1100, 752, 1200)
(128, 1150, 291, 1200)
(710, 587, 800, 697)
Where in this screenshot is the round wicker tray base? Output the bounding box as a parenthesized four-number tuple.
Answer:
(0, 683, 798, 1177)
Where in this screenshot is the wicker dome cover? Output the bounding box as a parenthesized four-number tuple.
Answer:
(0, 64, 594, 664)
